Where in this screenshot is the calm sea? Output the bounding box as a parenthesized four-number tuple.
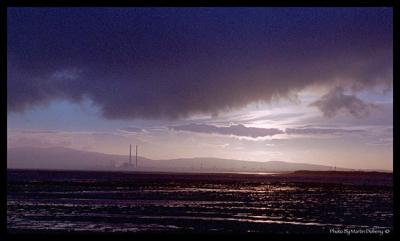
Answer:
(7, 169, 393, 234)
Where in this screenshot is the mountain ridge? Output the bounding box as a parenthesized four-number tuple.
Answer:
(7, 146, 390, 173)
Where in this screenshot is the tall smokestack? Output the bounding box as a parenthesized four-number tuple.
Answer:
(129, 144, 132, 165)
(136, 145, 138, 168)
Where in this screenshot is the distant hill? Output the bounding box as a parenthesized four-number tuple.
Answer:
(148, 158, 352, 172)
(7, 146, 134, 170)
(7, 146, 361, 173)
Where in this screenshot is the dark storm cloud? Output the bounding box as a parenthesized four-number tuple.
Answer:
(7, 8, 392, 119)
(170, 123, 283, 138)
(310, 87, 379, 118)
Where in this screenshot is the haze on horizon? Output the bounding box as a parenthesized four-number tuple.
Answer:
(7, 7, 393, 171)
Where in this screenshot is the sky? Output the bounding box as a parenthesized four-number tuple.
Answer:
(7, 7, 393, 170)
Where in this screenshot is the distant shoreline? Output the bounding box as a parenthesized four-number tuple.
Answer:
(6, 168, 393, 176)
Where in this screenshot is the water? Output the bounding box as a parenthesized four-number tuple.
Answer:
(7, 169, 393, 234)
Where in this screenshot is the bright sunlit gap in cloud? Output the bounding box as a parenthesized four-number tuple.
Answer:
(7, 86, 393, 171)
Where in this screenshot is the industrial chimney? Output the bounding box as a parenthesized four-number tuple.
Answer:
(129, 144, 132, 166)
(136, 145, 138, 168)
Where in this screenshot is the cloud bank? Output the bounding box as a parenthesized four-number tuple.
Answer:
(170, 123, 284, 138)
(119, 127, 143, 133)
(285, 127, 364, 135)
(310, 87, 379, 118)
(170, 123, 365, 138)
(8, 8, 392, 119)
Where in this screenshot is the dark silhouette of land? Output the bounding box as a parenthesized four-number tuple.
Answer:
(278, 170, 392, 186)
(7, 146, 391, 173)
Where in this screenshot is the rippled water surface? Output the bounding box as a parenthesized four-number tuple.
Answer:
(7, 170, 393, 234)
